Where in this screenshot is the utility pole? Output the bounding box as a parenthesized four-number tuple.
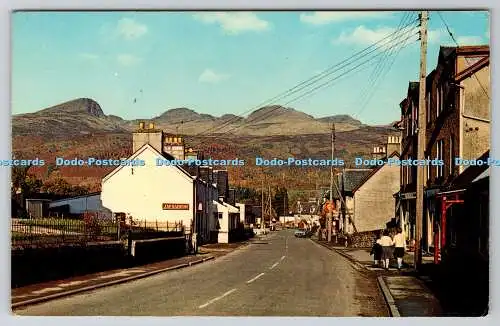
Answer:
(261, 175, 265, 231)
(328, 122, 335, 243)
(282, 173, 286, 225)
(268, 184, 272, 227)
(415, 11, 428, 270)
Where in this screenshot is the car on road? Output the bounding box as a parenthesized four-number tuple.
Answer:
(294, 229, 306, 238)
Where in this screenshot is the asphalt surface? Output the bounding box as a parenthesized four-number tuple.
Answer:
(13, 229, 388, 316)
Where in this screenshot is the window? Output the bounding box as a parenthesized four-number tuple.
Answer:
(414, 102, 418, 135)
(449, 135, 454, 176)
(436, 85, 444, 118)
(436, 140, 444, 178)
(436, 87, 440, 117)
(218, 213, 223, 219)
(406, 115, 410, 137)
(426, 155, 430, 182)
(440, 86, 444, 114)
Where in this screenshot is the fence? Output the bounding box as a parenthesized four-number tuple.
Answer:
(11, 217, 119, 247)
(125, 220, 184, 233)
(11, 216, 186, 248)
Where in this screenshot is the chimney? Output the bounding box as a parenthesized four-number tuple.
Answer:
(386, 135, 401, 156)
(372, 146, 386, 160)
(133, 121, 162, 153)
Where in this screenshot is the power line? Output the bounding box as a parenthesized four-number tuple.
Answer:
(353, 12, 417, 119)
(218, 32, 419, 137)
(197, 18, 420, 137)
(436, 11, 490, 100)
(217, 33, 418, 137)
(353, 12, 412, 115)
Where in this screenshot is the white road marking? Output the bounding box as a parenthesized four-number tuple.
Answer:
(270, 262, 279, 270)
(198, 288, 237, 309)
(246, 273, 265, 284)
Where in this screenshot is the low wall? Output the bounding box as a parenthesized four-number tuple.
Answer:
(346, 228, 399, 248)
(348, 230, 380, 248)
(130, 237, 187, 264)
(11, 241, 126, 288)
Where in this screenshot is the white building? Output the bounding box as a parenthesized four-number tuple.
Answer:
(101, 122, 241, 245)
(101, 143, 220, 243)
(214, 200, 240, 243)
(235, 203, 246, 223)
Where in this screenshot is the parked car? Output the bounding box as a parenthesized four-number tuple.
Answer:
(294, 229, 306, 238)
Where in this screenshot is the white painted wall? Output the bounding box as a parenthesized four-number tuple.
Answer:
(214, 201, 239, 243)
(235, 203, 245, 223)
(101, 145, 195, 230)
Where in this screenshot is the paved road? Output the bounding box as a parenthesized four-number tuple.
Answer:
(13, 229, 388, 316)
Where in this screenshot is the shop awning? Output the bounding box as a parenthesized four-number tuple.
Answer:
(472, 167, 490, 183)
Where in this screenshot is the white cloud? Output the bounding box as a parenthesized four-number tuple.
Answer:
(428, 29, 446, 44)
(300, 11, 391, 25)
(198, 69, 230, 83)
(79, 53, 99, 60)
(333, 25, 397, 45)
(332, 26, 450, 50)
(193, 12, 270, 34)
(117, 54, 142, 66)
(116, 18, 148, 40)
(456, 35, 485, 45)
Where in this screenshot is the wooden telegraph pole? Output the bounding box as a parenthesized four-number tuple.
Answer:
(261, 175, 265, 231)
(268, 184, 272, 227)
(328, 122, 335, 243)
(415, 11, 428, 270)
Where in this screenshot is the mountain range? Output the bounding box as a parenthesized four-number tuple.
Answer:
(12, 98, 366, 137)
(11, 98, 397, 192)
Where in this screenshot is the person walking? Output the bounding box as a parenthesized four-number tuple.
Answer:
(370, 231, 382, 267)
(379, 229, 394, 270)
(393, 227, 406, 270)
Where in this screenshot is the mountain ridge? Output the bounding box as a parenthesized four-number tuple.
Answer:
(12, 98, 375, 137)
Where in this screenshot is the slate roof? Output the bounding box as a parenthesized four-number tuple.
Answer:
(341, 169, 374, 194)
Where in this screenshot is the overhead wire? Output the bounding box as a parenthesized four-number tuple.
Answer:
(436, 11, 490, 100)
(352, 11, 416, 119)
(216, 27, 420, 137)
(197, 17, 420, 137)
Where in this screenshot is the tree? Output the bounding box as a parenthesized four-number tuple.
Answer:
(11, 166, 30, 194)
(234, 186, 260, 204)
(41, 178, 90, 197)
(273, 186, 289, 217)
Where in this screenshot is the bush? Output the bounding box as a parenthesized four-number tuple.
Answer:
(83, 212, 102, 240)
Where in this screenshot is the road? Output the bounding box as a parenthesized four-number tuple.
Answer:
(13, 229, 388, 316)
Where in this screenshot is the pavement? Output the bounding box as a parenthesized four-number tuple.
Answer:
(13, 229, 388, 316)
(314, 239, 443, 317)
(11, 240, 249, 309)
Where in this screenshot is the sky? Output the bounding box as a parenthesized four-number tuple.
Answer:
(11, 10, 490, 125)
